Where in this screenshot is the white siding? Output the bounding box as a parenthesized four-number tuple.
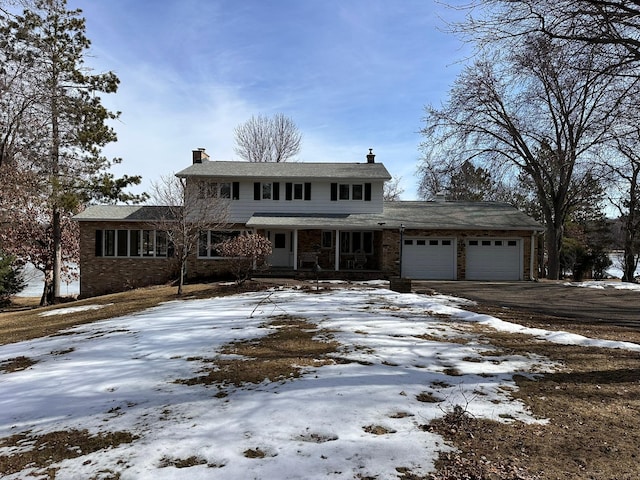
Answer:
(187, 180, 385, 223)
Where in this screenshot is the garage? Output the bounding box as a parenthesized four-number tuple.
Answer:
(466, 239, 522, 280)
(401, 238, 456, 280)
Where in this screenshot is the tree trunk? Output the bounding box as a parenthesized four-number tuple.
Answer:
(622, 217, 638, 282)
(52, 207, 62, 301)
(545, 215, 564, 280)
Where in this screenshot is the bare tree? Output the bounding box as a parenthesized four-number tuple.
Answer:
(420, 35, 627, 279)
(149, 175, 228, 294)
(608, 132, 640, 282)
(383, 176, 404, 201)
(234, 113, 302, 162)
(461, 0, 640, 70)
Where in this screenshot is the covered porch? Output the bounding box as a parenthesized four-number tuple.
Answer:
(246, 214, 392, 275)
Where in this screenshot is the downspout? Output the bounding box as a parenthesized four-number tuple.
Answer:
(530, 232, 537, 281)
(293, 229, 298, 271)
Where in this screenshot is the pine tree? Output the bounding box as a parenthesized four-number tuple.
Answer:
(1, 0, 145, 304)
(0, 251, 26, 306)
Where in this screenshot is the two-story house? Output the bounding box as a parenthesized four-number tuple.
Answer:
(75, 148, 543, 298)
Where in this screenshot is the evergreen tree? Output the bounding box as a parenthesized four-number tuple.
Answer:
(0, 0, 145, 304)
(0, 251, 26, 305)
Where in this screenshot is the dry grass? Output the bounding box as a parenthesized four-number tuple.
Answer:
(422, 305, 640, 480)
(2, 284, 640, 479)
(178, 314, 339, 387)
(0, 429, 137, 478)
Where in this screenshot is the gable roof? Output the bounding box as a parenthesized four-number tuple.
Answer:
(74, 205, 181, 222)
(176, 160, 392, 181)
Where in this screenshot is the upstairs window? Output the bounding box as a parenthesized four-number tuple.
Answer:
(285, 182, 311, 201)
(197, 181, 232, 199)
(331, 183, 372, 201)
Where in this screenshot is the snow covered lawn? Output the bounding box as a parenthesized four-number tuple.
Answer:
(1, 285, 638, 479)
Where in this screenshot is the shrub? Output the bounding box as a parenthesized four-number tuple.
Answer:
(0, 252, 26, 306)
(215, 233, 272, 285)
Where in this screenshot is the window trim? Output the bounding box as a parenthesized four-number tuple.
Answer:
(98, 229, 169, 258)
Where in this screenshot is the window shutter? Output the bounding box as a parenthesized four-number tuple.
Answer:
(331, 183, 338, 201)
(232, 182, 240, 200)
(95, 230, 103, 257)
(273, 182, 280, 200)
(304, 182, 312, 200)
(364, 183, 372, 201)
(254, 182, 261, 200)
(285, 183, 293, 200)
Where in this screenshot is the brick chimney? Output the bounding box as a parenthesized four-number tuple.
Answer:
(366, 148, 375, 164)
(192, 148, 210, 164)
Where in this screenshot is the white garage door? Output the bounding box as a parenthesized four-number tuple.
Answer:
(401, 238, 456, 280)
(466, 239, 522, 280)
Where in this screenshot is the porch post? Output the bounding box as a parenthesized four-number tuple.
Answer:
(293, 229, 299, 271)
(334, 229, 340, 271)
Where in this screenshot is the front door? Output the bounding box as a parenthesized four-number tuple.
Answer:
(268, 230, 292, 267)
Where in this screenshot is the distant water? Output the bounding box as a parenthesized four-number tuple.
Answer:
(17, 263, 80, 298)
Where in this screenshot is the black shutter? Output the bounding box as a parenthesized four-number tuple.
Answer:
(364, 183, 372, 201)
(304, 182, 312, 200)
(273, 182, 280, 200)
(254, 182, 261, 200)
(232, 182, 240, 200)
(285, 183, 293, 200)
(330, 183, 338, 201)
(95, 230, 103, 257)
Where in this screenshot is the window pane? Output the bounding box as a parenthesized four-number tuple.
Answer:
(262, 183, 272, 199)
(199, 231, 209, 257)
(117, 230, 128, 257)
(339, 184, 350, 200)
(129, 230, 141, 256)
(340, 232, 350, 253)
(219, 183, 231, 198)
(208, 182, 218, 198)
(442, 240, 452, 246)
(352, 184, 363, 200)
(197, 181, 207, 199)
(274, 233, 286, 249)
(363, 231, 373, 254)
(352, 232, 362, 252)
(143, 230, 155, 257)
(156, 231, 168, 257)
(430, 240, 438, 246)
(294, 183, 303, 200)
(104, 230, 115, 256)
(322, 231, 333, 249)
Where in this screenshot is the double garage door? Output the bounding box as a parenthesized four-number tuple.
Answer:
(401, 237, 523, 281)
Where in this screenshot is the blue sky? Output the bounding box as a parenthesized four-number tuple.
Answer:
(69, 0, 470, 200)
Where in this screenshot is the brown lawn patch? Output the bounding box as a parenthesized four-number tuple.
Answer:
(0, 429, 137, 477)
(0, 355, 38, 373)
(178, 315, 339, 387)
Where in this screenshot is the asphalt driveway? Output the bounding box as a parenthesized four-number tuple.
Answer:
(413, 280, 640, 329)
